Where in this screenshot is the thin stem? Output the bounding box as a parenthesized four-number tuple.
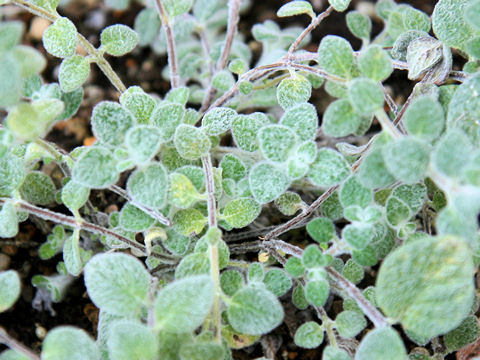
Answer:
(109, 185, 172, 226)
(11, 0, 126, 93)
(325, 267, 388, 328)
(287, 6, 333, 55)
(153, 0, 180, 88)
(209, 243, 222, 342)
(0, 328, 41, 360)
(202, 156, 217, 228)
(1, 198, 147, 254)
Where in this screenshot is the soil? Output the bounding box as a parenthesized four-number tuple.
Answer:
(0, 0, 463, 359)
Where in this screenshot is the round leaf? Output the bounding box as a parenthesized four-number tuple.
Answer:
(42, 17, 78, 58)
(222, 198, 261, 228)
(0, 270, 20, 312)
(355, 327, 406, 360)
(72, 146, 119, 189)
(127, 163, 168, 209)
(308, 148, 350, 187)
(249, 162, 290, 204)
(294, 321, 324, 349)
(42, 326, 99, 360)
(101, 24, 138, 56)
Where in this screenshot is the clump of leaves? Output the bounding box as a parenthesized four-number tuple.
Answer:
(0, 0, 479, 359)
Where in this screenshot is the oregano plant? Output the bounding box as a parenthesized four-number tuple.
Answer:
(0, 0, 479, 359)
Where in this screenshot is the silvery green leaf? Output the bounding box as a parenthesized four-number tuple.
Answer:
(164, 0, 193, 17)
(202, 107, 237, 136)
(392, 183, 426, 214)
(466, 37, 480, 59)
(91, 101, 134, 146)
(391, 30, 428, 61)
(447, 73, 480, 143)
(259, 124, 297, 162)
(119, 203, 154, 231)
(73, 146, 119, 189)
(221, 270, 244, 296)
(125, 125, 162, 165)
(465, 0, 480, 30)
(12, 45, 46, 78)
(0, 153, 23, 197)
(173, 208, 207, 236)
(232, 113, 269, 152)
(433, 0, 479, 52)
(323, 346, 352, 360)
(227, 286, 284, 335)
(212, 70, 235, 92)
(42, 326, 99, 360)
(385, 196, 411, 227)
(276, 74, 312, 110)
(294, 321, 324, 349)
(348, 78, 384, 115)
(19, 171, 56, 205)
(302, 245, 330, 268)
(0, 270, 20, 312)
(444, 315, 480, 351)
(432, 129, 472, 178)
(274, 191, 303, 216)
(107, 321, 158, 360)
(0, 349, 29, 360)
(376, 236, 474, 339)
(101, 25, 138, 56)
(176, 165, 205, 190)
(346, 11, 371, 40)
(120, 91, 156, 124)
(406, 37, 444, 80)
(403, 95, 445, 141)
(318, 36, 354, 79)
(322, 99, 362, 137)
(179, 342, 225, 360)
(402, 6, 431, 32)
(59, 55, 90, 93)
(0, 202, 19, 239)
(342, 259, 364, 284)
(220, 154, 246, 181)
(222, 198, 261, 228)
(340, 176, 372, 209)
(308, 148, 350, 187)
(280, 103, 318, 141)
(155, 275, 214, 332)
(305, 280, 329, 307)
(357, 148, 395, 189)
(84, 253, 150, 315)
(306, 217, 335, 243)
(249, 162, 290, 204)
(127, 162, 168, 209)
(342, 223, 374, 250)
(228, 58, 247, 75)
(0, 54, 22, 109)
(335, 311, 367, 338)
(168, 173, 202, 209)
(382, 137, 429, 184)
(358, 45, 393, 82)
(63, 229, 83, 276)
(174, 124, 211, 160)
(328, 0, 351, 12)
(285, 257, 305, 278)
(42, 17, 78, 58)
(277, 1, 314, 18)
(263, 269, 292, 297)
(134, 8, 161, 46)
(355, 327, 406, 360)
(0, 22, 24, 52)
(57, 87, 83, 121)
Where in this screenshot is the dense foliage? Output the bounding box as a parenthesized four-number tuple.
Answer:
(0, 0, 480, 358)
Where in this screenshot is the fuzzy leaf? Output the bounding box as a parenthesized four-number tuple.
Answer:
(348, 78, 384, 115)
(382, 137, 429, 184)
(125, 125, 162, 165)
(0, 203, 19, 239)
(358, 45, 393, 82)
(335, 311, 367, 338)
(151, 104, 185, 142)
(155, 275, 214, 332)
(84, 253, 150, 316)
(0, 22, 24, 52)
(249, 162, 290, 204)
(322, 99, 362, 137)
(120, 91, 156, 124)
(173, 208, 207, 236)
(12, 45, 46, 78)
(72, 146, 119, 189)
(305, 280, 330, 307)
(127, 163, 168, 209)
(357, 148, 395, 189)
(308, 148, 350, 187)
(406, 37, 443, 80)
(376, 236, 474, 339)
(274, 191, 303, 216)
(346, 11, 372, 39)
(277, 1, 314, 18)
(42, 17, 78, 58)
(42, 326, 99, 360)
(107, 321, 157, 360)
(355, 327, 406, 360)
(174, 124, 211, 160)
(306, 217, 335, 243)
(294, 322, 324, 349)
(63, 229, 83, 276)
(168, 173, 202, 209)
(101, 25, 138, 56)
(280, 103, 318, 141)
(0, 270, 20, 312)
(328, 0, 351, 12)
(202, 107, 237, 136)
(227, 286, 284, 335)
(59, 55, 90, 93)
(19, 171, 56, 205)
(222, 198, 261, 228)
(276, 75, 312, 110)
(444, 315, 480, 351)
(221, 270, 244, 296)
(164, 0, 193, 17)
(0, 54, 22, 109)
(119, 203, 154, 231)
(263, 269, 292, 297)
(220, 154, 246, 182)
(259, 125, 297, 162)
(91, 101, 134, 146)
(432, 129, 472, 178)
(340, 176, 372, 208)
(318, 36, 354, 78)
(403, 96, 445, 141)
(232, 113, 269, 152)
